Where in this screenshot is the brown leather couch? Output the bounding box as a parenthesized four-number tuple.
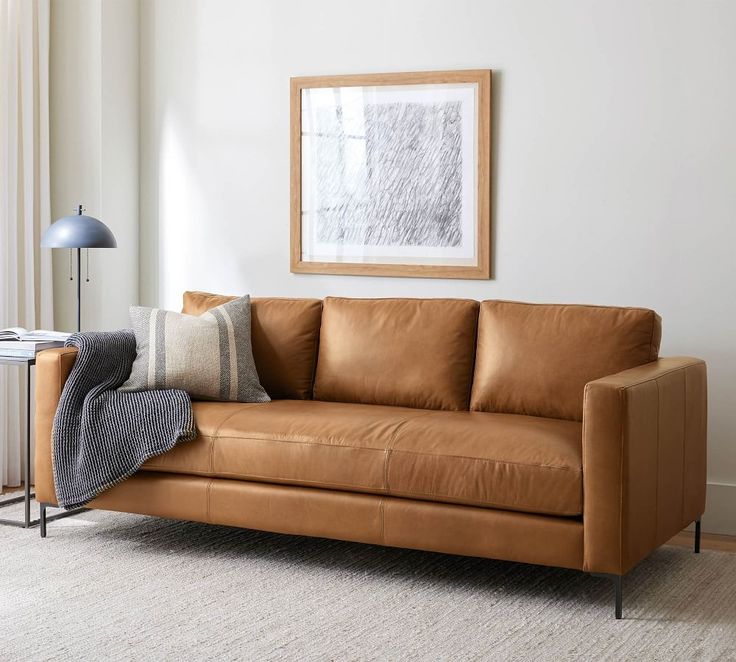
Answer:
(34, 293, 707, 618)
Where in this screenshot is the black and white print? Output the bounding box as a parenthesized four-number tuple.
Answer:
(301, 83, 477, 265)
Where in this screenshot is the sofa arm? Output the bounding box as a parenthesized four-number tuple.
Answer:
(582, 357, 707, 574)
(34, 347, 78, 506)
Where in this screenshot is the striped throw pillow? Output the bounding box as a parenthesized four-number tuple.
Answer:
(120, 295, 270, 403)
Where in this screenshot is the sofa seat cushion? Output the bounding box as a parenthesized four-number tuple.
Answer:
(142, 400, 582, 516)
(387, 410, 582, 516)
(142, 400, 429, 492)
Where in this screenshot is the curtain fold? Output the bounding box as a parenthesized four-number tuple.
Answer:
(0, 0, 53, 488)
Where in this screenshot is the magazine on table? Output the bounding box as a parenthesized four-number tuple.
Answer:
(0, 328, 71, 358)
(0, 327, 71, 342)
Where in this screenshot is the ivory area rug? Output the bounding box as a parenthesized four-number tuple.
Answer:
(1, 499, 735, 661)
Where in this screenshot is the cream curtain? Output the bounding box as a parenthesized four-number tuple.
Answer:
(0, 0, 53, 488)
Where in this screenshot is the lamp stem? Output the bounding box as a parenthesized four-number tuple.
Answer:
(76, 247, 81, 332)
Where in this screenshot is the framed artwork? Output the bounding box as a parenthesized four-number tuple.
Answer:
(290, 70, 491, 279)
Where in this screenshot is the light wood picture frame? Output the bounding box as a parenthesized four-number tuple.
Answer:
(290, 70, 491, 279)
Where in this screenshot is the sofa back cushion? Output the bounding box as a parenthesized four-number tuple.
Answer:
(313, 297, 479, 411)
(182, 291, 322, 400)
(470, 300, 662, 420)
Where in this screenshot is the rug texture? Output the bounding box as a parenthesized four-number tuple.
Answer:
(1, 499, 735, 661)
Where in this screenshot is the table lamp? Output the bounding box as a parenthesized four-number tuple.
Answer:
(41, 204, 117, 332)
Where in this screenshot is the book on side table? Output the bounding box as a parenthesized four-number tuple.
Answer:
(0, 328, 71, 358)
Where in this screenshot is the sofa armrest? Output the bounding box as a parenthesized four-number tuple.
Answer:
(34, 347, 78, 506)
(582, 357, 707, 574)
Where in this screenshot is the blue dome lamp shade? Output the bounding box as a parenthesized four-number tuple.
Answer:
(41, 204, 117, 332)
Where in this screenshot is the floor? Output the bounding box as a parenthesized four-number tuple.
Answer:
(3, 507, 736, 660)
(668, 530, 736, 553)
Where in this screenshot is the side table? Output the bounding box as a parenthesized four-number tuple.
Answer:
(0, 356, 35, 527)
(0, 354, 83, 529)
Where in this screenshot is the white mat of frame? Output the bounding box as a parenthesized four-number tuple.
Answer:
(1, 501, 735, 661)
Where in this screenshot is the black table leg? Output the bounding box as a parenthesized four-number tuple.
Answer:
(24, 361, 31, 527)
(0, 361, 36, 529)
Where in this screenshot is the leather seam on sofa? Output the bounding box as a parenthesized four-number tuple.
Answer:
(378, 497, 386, 544)
(323, 296, 479, 303)
(384, 412, 435, 492)
(143, 434, 217, 471)
(388, 448, 581, 472)
(211, 434, 394, 451)
(55, 350, 64, 394)
(385, 489, 582, 517)
(206, 478, 213, 522)
(618, 386, 625, 574)
(188, 425, 581, 474)
(143, 465, 581, 516)
(308, 304, 323, 400)
(654, 379, 661, 547)
(143, 467, 214, 478)
(211, 410, 250, 438)
(603, 360, 703, 391)
(491, 299, 657, 314)
(210, 471, 386, 492)
(648, 311, 658, 361)
(680, 370, 688, 529)
(468, 309, 480, 408)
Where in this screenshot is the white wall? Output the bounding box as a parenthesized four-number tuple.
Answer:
(50, 0, 138, 331)
(52, 0, 734, 533)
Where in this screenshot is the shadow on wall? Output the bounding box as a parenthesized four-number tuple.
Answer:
(490, 69, 501, 279)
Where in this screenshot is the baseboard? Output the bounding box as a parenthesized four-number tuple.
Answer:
(696, 483, 736, 536)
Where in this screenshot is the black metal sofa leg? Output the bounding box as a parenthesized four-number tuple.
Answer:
(38, 503, 88, 537)
(40, 503, 47, 538)
(592, 573, 623, 619)
(613, 575, 622, 619)
(591, 518, 701, 620)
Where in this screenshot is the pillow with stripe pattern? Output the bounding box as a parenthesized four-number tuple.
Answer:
(120, 295, 270, 403)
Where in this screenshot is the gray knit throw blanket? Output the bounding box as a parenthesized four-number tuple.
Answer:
(52, 330, 196, 509)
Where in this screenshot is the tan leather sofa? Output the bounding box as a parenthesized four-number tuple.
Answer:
(34, 293, 707, 619)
